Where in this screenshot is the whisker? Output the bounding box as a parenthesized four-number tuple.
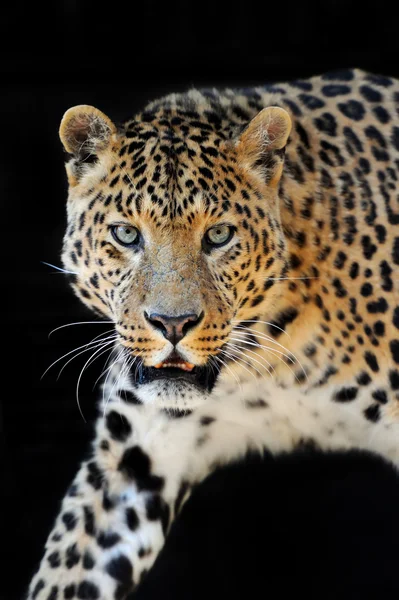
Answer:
(41, 261, 79, 275)
(226, 342, 274, 376)
(213, 354, 243, 393)
(229, 336, 307, 383)
(48, 321, 113, 338)
(231, 326, 292, 352)
(75, 340, 119, 423)
(103, 350, 131, 416)
(102, 348, 126, 410)
(231, 319, 290, 338)
(41, 333, 117, 379)
(84, 341, 118, 373)
(231, 330, 308, 379)
(92, 343, 121, 390)
(221, 348, 263, 381)
(56, 335, 117, 380)
(229, 336, 295, 362)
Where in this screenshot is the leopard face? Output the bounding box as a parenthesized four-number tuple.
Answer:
(60, 103, 291, 406)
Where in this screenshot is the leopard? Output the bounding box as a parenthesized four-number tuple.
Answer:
(26, 68, 399, 600)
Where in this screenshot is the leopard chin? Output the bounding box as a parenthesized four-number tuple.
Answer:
(129, 360, 219, 409)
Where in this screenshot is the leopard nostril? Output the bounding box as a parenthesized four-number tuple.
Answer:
(145, 311, 203, 345)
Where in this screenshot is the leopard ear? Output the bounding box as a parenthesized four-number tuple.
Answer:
(236, 106, 291, 186)
(59, 105, 117, 186)
(59, 105, 116, 156)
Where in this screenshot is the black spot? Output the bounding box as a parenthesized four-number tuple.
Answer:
(118, 446, 164, 492)
(251, 294, 264, 308)
(282, 98, 302, 116)
(66, 543, 81, 569)
(62, 512, 77, 531)
(100, 439, 109, 451)
(48, 550, 61, 568)
(393, 307, 399, 330)
(77, 581, 100, 600)
(295, 122, 310, 148)
(83, 551, 95, 570)
(364, 351, 380, 372)
(64, 584, 76, 600)
(268, 307, 299, 337)
(32, 580, 45, 600)
(245, 398, 269, 408)
(83, 506, 95, 536)
(343, 127, 363, 153)
(361, 235, 377, 260)
(89, 273, 99, 289)
(333, 251, 347, 269)
(338, 100, 365, 121)
(366, 298, 388, 314)
(106, 554, 133, 584)
(86, 461, 104, 490)
(332, 278, 347, 298)
(349, 262, 359, 279)
(373, 321, 385, 336)
(333, 387, 358, 402)
(118, 389, 142, 404)
(200, 415, 215, 426)
(364, 404, 381, 423)
(392, 127, 399, 151)
(106, 410, 132, 442)
(359, 85, 382, 102)
(291, 79, 312, 91)
(373, 106, 390, 124)
(97, 530, 121, 549)
(372, 389, 388, 404)
(360, 283, 373, 297)
(126, 507, 139, 531)
(392, 237, 399, 264)
(299, 94, 325, 109)
(375, 224, 386, 243)
(390, 370, 399, 390)
(366, 74, 392, 87)
(67, 484, 79, 497)
(313, 112, 337, 137)
(199, 166, 213, 180)
(321, 84, 351, 96)
(145, 496, 170, 535)
(365, 125, 386, 147)
(356, 372, 372, 386)
(389, 340, 399, 364)
(47, 586, 59, 600)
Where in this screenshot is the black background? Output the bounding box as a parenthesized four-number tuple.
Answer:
(2, 1, 399, 598)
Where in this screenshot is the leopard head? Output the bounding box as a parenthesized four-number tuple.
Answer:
(59, 98, 291, 407)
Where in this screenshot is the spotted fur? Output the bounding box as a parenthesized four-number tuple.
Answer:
(27, 69, 399, 599)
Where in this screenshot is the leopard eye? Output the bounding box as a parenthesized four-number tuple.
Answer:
(205, 224, 234, 247)
(111, 224, 140, 247)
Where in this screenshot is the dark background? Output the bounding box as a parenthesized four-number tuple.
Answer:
(2, 1, 399, 598)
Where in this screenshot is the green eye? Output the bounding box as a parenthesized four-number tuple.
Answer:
(111, 224, 140, 247)
(205, 224, 234, 247)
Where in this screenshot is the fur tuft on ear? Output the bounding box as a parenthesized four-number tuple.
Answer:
(236, 106, 292, 186)
(59, 105, 116, 156)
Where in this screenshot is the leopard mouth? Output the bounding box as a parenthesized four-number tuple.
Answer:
(133, 352, 218, 392)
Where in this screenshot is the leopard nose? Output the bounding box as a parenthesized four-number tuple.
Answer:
(145, 312, 203, 345)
